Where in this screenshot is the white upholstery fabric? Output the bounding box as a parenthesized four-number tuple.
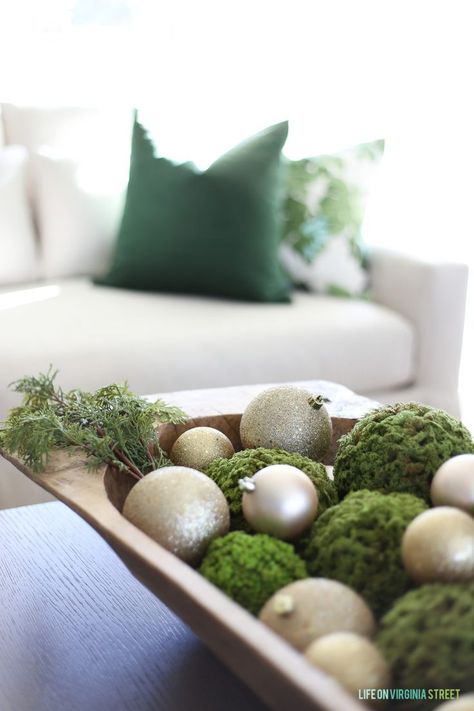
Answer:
(0, 106, 4, 147)
(0, 279, 415, 419)
(1, 104, 132, 279)
(370, 248, 468, 414)
(31, 152, 127, 278)
(0, 146, 37, 285)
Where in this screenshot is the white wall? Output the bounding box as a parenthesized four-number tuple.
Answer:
(1, 1, 473, 257)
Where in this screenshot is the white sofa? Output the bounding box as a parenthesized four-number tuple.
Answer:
(0, 105, 469, 508)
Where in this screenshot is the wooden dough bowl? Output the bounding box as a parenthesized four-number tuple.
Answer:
(1, 381, 378, 711)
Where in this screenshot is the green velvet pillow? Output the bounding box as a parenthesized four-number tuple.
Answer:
(97, 119, 291, 302)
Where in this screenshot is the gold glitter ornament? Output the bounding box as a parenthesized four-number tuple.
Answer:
(170, 427, 234, 471)
(304, 632, 391, 697)
(123, 466, 230, 565)
(240, 386, 332, 461)
(239, 464, 318, 540)
(431, 454, 474, 515)
(259, 578, 376, 651)
(402, 507, 474, 583)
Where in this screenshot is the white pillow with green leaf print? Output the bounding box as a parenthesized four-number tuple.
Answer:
(280, 139, 384, 296)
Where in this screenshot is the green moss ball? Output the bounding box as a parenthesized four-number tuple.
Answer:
(303, 490, 427, 616)
(199, 531, 307, 615)
(377, 583, 474, 708)
(334, 402, 474, 502)
(206, 447, 338, 531)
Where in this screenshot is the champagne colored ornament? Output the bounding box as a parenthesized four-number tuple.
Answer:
(431, 454, 474, 515)
(259, 578, 376, 651)
(402, 507, 474, 583)
(304, 632, 391, 697)
(123, 466, 230, 565)
(240, 386, 332, 461)
(170, 426, 234, 471)
(434, 694, 474, 711)
(239, 464, 318, 540)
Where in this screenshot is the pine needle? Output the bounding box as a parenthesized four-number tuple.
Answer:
(0, 367, 187, 480)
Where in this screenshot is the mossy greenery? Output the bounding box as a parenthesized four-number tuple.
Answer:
(199, 531, 307, 615)
(205, 447, 338, 531)
(303, 490, 427, 616)
(377, 583, 474, 708)
(334, 402, 474, 502)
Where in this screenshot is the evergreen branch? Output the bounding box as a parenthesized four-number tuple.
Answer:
(0, 368, 187, 481)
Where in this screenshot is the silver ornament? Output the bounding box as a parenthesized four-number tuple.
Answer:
(402, 506, 474, 583)
(170, 426, 234, 471)
(431, 454, 474, 515)
(239, 464, 318, 539)
(239, 386, 332, 461)
(123, 466, 230, 565)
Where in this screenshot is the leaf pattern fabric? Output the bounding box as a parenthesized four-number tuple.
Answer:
(281, 139, 384, 296)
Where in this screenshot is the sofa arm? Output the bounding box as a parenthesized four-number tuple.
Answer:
(369, 247, 468, 397)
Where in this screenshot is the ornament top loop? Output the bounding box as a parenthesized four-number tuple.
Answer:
(238, 476, 256, 493)
(273, 593, 295, 616)
(308, 395, 330, 410)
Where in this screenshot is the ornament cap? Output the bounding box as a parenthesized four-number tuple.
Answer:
(308, 394, 329, 410)
(273, 593, 295, 616)
(238, 476, 256, 493)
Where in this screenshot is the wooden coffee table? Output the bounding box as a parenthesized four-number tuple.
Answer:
(0, 380, 378, 711)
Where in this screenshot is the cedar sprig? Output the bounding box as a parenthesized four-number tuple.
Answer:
(0, 367, 187, 480)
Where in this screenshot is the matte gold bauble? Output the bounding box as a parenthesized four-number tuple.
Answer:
(402, 507, 474, 583)
(123, 466, 230, 565)
(239, 464, 318, 540)
(170, 427, 234, 471)
(240, 386, 332, 461)
(431, 454, 474, 515)
(304, 632, 391, 697)
(259, 578, 376, 651)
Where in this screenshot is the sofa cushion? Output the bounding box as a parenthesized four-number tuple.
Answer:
(31, 151, 126, 279)
(0, 279, 415, 417)
(0, 146, 37, 286)
(1, 104, 133, 279)
(98, 120, 291, 302)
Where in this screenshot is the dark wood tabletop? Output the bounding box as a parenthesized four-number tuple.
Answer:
(0, 501, 268, 711)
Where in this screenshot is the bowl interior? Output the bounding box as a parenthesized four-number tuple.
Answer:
(104, 411, 346, 513)
(104, 413, 243, 512)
